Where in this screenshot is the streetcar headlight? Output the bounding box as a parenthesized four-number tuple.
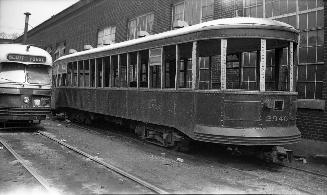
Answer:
(23, 96, 30, 104)
(33, 99, 41, 107)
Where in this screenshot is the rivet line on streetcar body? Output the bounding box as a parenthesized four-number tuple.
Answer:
(0, 136, 54, 194)
(37, 131, 169, 194)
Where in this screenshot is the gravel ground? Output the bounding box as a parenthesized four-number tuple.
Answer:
(0, 142, 46, 195)
(0, 131, 153, 195)
(36, 119, 327, 194)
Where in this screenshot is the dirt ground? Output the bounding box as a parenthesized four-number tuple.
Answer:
(0, 119, 326, 194)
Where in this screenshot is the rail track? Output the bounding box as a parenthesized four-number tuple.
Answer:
(55, 119, 326, 194)
(0, 136, 55, 195)
(2, 119, 325, 194)
(62, 119, 327, 178)
(0, 125, 168, 194)
(37, 130, 168, 194)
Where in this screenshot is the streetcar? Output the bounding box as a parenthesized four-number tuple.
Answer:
(52, 17, 301, 155)
(0, 44, 52, 128)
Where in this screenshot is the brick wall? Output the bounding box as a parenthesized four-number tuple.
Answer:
(26, 0, 173, 54)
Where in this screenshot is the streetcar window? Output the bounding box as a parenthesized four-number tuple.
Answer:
(61, 73, 67, 86)
(57, 74, 61, 86)
(210, 55, 221, 89)
(197, 39, 221, 90)
(67, 62, 72, 86)
(120, 53, 128, 88)
(0, 63, 25, 83)
(84, 60, 90, 87)
(265, 47, 290, 92)
(111, 55, 119, 87)
(52, 75, 56, 87)
(26, 64, 51, 85)
(150, 65, 161, 88)
(90, 59, 95, 87)
(78, 61, 83, 87)
(128, 52, 137, 88)
(149, 47, 162, 88)
(139, 50, 149, 88)
(104, 57, 110, 87)
(96, 58, 103, 88)
(178, 43, 192, 89)
(199, 57, 210, 89)
(163, 45, 176, 88)
(72, 61, 78, 86)
(226, 54, 241, 89)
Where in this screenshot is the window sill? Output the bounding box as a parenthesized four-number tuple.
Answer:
(297, 99, 325, 110)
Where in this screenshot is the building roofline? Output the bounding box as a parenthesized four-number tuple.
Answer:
(15, 0, 97, 42)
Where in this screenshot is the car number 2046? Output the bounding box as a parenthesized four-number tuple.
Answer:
(266, 115, 288, 122)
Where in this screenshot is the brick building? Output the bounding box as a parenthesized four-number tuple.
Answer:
(16, 0, 326, 141)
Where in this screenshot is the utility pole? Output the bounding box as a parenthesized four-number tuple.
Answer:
(23, 12, 31, 44)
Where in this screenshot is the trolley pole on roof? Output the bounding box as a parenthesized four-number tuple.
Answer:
(23, 12, 31, 44)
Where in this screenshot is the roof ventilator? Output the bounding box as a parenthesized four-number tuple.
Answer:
(84, 45, 93, 50)
(173, 20, 189, 29)
(69, 49, 77, 54)
(103, 40, 114, 46)
(137, 31, 150, 38)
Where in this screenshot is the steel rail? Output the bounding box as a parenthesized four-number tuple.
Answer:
(54, 119, 324, 194)
(62, 119, 327, 179)
(38, 131, 168, 194)
(274, 162, 327, 179)
(0, 136, 54, 194)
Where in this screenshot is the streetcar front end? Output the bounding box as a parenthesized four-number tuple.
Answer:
(0, 44, 52, 126)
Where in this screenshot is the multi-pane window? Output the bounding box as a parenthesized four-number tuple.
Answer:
(265, 0, 296, 17)
(127, 13, 154, 40)
(244, 0, 263, 18)
(242, 52, 258, 90)
(201, 0, 214, 22)
(54, 41, 65, 60)
(298, 8, 324, 99)
(243, 0, 324, 99)
(199, 57, 210, 89)
(173, 2, 185, 23)
(149, 48, 162, 88)
(172, 0, 214, 28)
(97, 26, 116, 47)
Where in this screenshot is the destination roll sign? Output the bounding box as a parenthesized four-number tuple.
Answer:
(7, 54, 46, 63)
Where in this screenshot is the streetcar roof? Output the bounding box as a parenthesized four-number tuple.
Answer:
(55, 17, 298, 63)
(0, 44, 52, 66)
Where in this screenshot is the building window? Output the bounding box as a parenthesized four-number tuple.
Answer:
(127, 13, 154, 40)
(244, 0, 263, 18)
(173, 2, 185, 23)
(265, 0, 296, 17)
(97, 26, 116, 47)
(298, 9, 324, 99)
(243, 0, 324, 99)
(172, 0, 214, 28)
(54, 41, 65, 60)
(201, 0, 214, 22)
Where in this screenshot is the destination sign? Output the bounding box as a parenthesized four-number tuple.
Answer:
(7, 54, 46, 63)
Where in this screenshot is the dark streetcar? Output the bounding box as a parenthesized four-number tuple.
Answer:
(52, 17, 301, 155)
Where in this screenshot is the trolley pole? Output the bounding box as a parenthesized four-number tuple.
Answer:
(23, 12, 31, 44)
